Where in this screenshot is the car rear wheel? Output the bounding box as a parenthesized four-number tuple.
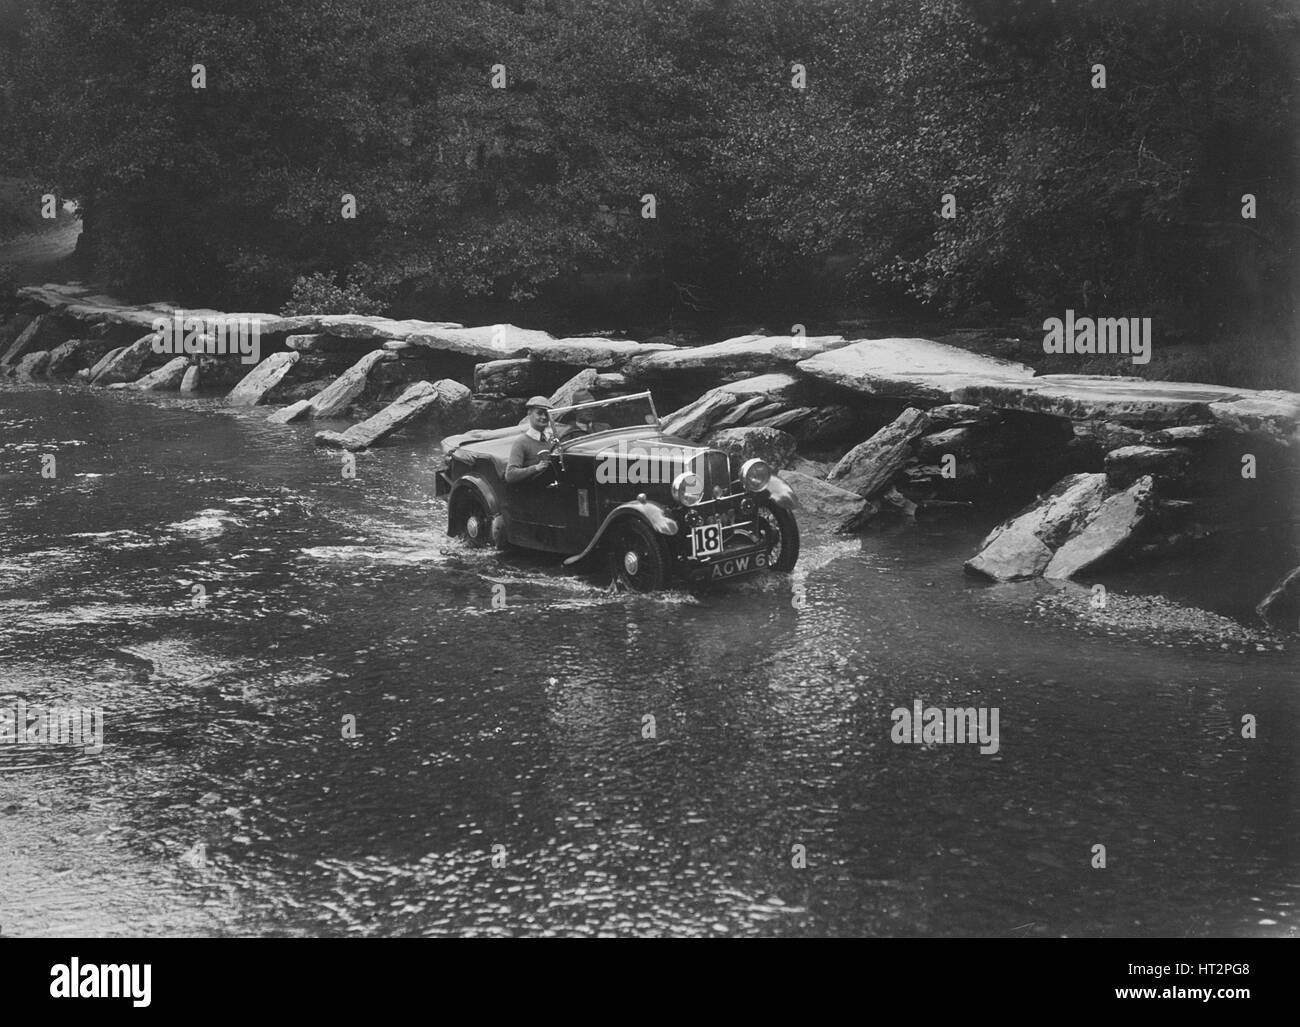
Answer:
(455, 490, 494, 549)
(756, 499, 799, 572)
(607, 518, 668, 592)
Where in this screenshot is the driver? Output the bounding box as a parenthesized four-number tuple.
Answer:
(505, 396, 556, 486)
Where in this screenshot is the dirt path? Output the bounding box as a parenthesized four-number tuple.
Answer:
(0, 219, 81, 282)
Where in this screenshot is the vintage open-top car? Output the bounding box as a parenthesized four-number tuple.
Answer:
(436, 391, 800, 591)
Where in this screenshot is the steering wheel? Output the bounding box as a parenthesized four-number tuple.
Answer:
(548, 434, 565, 472)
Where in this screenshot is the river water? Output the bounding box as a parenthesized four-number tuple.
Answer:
(1, 382, 1296, 937)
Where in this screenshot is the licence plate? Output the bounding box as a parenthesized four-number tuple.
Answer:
(691, 522, 723, 557)
(709, 551, 767, 581)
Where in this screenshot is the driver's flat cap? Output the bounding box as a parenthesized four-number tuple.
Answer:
(525, 396, 553, 410)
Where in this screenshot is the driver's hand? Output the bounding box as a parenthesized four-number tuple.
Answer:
(536, 450, 552, 466)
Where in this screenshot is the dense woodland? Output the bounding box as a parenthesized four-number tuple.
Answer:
(0, 0, 1296, 381)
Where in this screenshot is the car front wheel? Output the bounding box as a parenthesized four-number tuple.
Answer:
(607, 518, 668, 592)
(756, 499, 799, 572)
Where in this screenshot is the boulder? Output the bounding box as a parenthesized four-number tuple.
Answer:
(708, 396, 777, 431)
(780, 470, 875, 533)
(314, 379, 472, 451)
(592, 372, 628, 393)
(827, 407, 931, 498)
(80, 346, 126, 382)
(964, 473, 1109, 581)
(228, 351, 301, 405)
(180, 365, 201, 392)
(285, 333, 380, 354)
(1143, 424, 1221, 445)
(660, 389, 737, 441)
(473, 358, 559, 396)
(90, 333, 159, 385)
(15, 350, 51, 378)
(1104, 445, 1192, 488)
(1, 314, 73, 366)
(703, 426, 798, 469)
(1044, 475, 1157, 579)
(131, 356, 191, 390)
(463, 395, 527, 429)
(1074, 420, 1147, 451)
(548, 368, 600, 409)
(915, 426, 982, 461)
(625, 334, 847, 378)
(266, 399, 313, 424)
(717, 372, 813, 406)
(926, 403, 1000, 427)
(1256, 565, 1300, 628)
(797, 337, 1035, 403)
(46, 338, 114, 378)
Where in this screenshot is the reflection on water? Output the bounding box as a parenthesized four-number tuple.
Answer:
(0, 383, 1296, 937)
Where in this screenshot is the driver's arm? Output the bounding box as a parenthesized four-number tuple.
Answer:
(505, 437, 551, 484)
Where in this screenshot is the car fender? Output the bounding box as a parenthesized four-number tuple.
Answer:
(764, 474, 800, 510)
(562, 499, 678, 566)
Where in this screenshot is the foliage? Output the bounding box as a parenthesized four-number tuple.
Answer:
(0, 0, 1293, 345)
(280, 271, 387, 316)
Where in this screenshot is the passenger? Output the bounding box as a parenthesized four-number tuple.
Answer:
(569, 390, 612, 435)
(505, 396, 556, 486)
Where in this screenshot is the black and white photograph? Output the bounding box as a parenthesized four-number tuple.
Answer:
(0, 0, 1295, 986)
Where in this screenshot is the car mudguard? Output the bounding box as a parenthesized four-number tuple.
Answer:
(449, 475, 501, 517)
(562, 498, 678, 566)
(764, 475, 800, 510)
(448, 475, 506, 544)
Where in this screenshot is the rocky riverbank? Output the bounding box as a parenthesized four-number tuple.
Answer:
(4, 282, 1298, 635)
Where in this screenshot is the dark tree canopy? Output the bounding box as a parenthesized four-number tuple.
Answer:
(0, 0, 1295, 349)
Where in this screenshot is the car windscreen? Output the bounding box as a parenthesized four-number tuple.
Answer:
(551, 394, 659, 436)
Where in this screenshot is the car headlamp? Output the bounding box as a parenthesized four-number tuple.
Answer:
(740, 458, 771, 492)
(671, 471, 705, 506)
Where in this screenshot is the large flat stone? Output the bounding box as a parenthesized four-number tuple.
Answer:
(2, 313, 73, 366)
(660, 389, 737, 441)
(314, 379, 471, 451)
(227, 351, 300, 405)
(956, 375, 1300, 440)
(798, 337, 1035, 402)
(523, 338, 676, 368)
(717, 372, 812, 405)
(90, 333, 159, 385)
(16, 283, 463, 340)
(964, 472, 1109, 581)
(625, 334, 847, 378)
(781, 471, 873, 533)
(827, 407, 931, 498)
(131, 355, 191, 390)
(299, 350, 390, 418)
(1044, 475, 1156, 579)
(404, 324, 554, 360)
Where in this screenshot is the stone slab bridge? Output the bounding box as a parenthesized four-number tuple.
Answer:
(5, 283, 1298, 623)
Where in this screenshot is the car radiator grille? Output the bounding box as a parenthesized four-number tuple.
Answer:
(693, 451, 732, 497)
